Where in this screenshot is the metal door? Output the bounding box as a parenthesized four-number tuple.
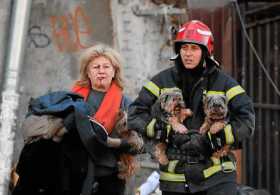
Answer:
(238, 2, 280, 195)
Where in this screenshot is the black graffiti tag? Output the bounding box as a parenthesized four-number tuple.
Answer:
(28, 26, 51, 48)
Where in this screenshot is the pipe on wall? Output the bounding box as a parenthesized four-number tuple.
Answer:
(0, 0, 32, 194)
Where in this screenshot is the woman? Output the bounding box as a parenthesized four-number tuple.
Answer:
(72, 44, 132, 195)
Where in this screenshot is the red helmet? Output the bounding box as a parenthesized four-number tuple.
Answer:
(174, 20, 214, 56)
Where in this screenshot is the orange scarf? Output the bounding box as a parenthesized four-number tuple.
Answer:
(72, 82, 122, 134)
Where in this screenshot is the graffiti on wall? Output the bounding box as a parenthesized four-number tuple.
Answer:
(28, 26, 51, 48)
(49, 5, 93, 52)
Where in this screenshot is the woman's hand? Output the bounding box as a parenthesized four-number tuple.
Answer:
(106, 137, 133, 151)
(107, 137, 121, 148)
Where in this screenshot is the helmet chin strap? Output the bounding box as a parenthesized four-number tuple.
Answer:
(169, 53, 179, 61)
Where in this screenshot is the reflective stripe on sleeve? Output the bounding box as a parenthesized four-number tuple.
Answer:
(210, 156, 221, 165)
(160, 171, 186, 182)
(205, 85, 245, 102)
(224, 124, 234, 145)
(206, 91, 225, 95)
(226, 85, 245, 101)
(146, 118, 156, 138)
(167, 160, 179, 173)
(161, 87, 181, 94)
(144, 81, 160, 97)
(203, 161, 235, 178)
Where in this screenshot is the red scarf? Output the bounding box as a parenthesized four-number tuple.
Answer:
(72, 82, 122, 134)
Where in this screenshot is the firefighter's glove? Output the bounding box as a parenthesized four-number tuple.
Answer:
(146, 118, 169, 142)
(180, 131, 212, 157)
(171, 133, 191, 148)
(206, 124, 235, 151)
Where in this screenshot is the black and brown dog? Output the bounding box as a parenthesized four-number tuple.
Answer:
(151, 88, 192, 165)
(200, 93, 229, 157)
(109, 111, 143, 180)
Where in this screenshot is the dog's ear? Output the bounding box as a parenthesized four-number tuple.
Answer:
(206, 95, 213, 106)
(202, 90, 207, 104)
(202, 92, 209, 113)
(117, 110, 124, 120)
(160, 93, 169, 103)
(222, 95, 228, 105)
(225, 96, 228, 105)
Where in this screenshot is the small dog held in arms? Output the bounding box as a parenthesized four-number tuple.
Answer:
(108, 111, 144, 180)
(151, 89, 192, 165)
(199, 93, 230, 157)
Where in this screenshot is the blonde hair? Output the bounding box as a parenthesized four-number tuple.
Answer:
(75, 44, 124, 90)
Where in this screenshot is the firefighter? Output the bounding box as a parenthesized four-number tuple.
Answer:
(128, 20, 255, 195)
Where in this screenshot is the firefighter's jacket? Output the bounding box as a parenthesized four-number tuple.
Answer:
(128, 61, 255, 193)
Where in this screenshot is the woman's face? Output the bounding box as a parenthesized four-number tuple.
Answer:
(180, 43, 202, 69)
(87, 56, 115, 92)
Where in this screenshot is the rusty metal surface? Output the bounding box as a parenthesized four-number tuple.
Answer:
(240, 2, 280, 194)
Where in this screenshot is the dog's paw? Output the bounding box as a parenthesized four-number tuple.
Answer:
(209, 122, 226, 134)
(155, 143, 169, 165)
(199, 122, 209, 134)
(127, 130, 144, 152)
(179, 108, 193, 122)
(168, 116, 188, 134)
(212, 145, 230, 158)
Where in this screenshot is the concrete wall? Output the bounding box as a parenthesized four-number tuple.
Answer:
(14, 0, 114, 158)
(111, 0, 182, 98)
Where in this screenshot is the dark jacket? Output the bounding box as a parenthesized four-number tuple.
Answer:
(88, 95, 131, 177)
(13, 91, 128, 195)
(128, 60, 255, 193)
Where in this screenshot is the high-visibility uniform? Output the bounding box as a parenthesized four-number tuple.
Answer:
(128, 61, 255, 193)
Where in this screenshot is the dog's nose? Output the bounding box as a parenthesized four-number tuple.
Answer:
(213, 102, 220, 107)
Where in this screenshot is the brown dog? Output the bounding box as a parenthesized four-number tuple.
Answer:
(200, 93, 230, 157)
(152, 89, 192, 165)
(112, 111, 144, 180)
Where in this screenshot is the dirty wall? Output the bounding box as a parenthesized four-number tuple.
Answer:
(14, 0, 114, 162)
(8, 0, 188, 159)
